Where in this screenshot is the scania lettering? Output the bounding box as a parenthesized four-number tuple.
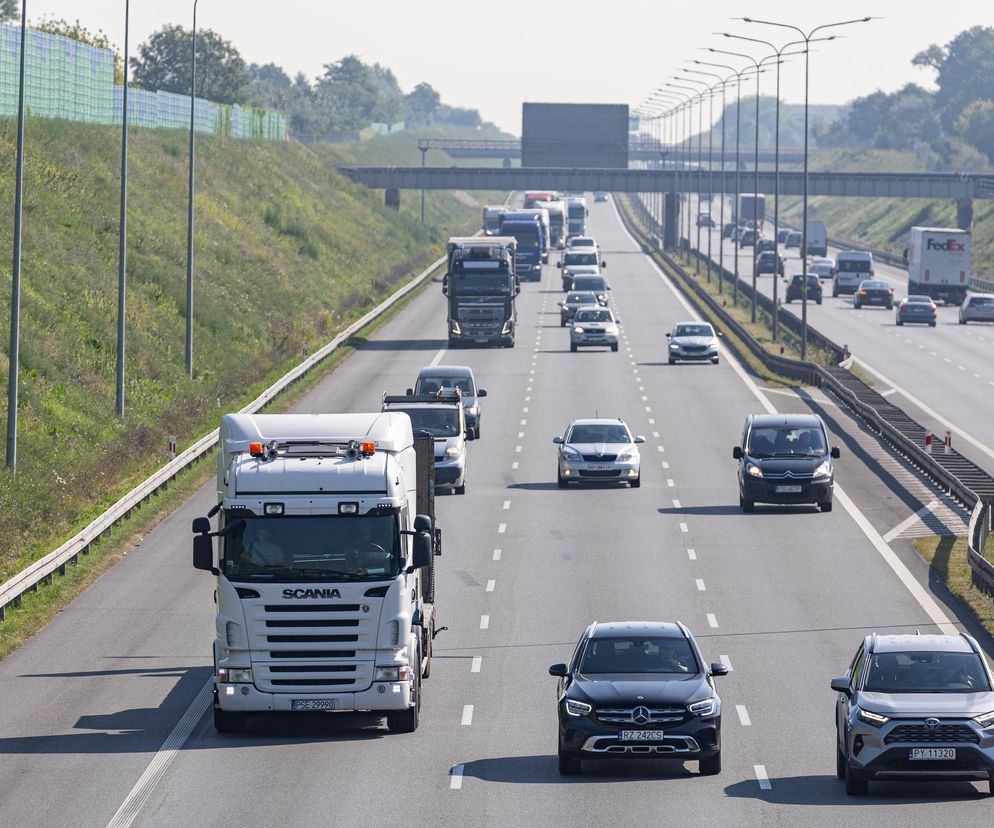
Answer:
(905, 226, 971, 305)
(192, 412, 440, 734)
(443, 237, 519, 347)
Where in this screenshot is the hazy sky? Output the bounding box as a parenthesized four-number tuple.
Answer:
(28, 1, 989, 134)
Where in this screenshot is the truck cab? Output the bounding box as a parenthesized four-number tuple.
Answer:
(567, 197, 588, 239)
(500, 215, 544, 281)
(443, 239, 518, 347)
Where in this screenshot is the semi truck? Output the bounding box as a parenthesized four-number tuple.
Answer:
(442, 237, 519, 347)
(566, 197, 588, 238)
(543, 200, 567, 249)
(503, 208, 550, 262)
(482, 205, 508, 235)
(524, 191, 554, 208)
(905, 227, 971, 305)
(735, 193, 765, 231)
(192, 412, 441, 734)
(499, 213, 544, 280)
(805, 221, 828, 257)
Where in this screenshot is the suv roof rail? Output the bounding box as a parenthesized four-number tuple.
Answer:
(382, 391, 462, 406)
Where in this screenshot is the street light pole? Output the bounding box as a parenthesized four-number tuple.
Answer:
(6, 0, 28, 470)
(116, 0, 130, 417)
(741, 15, 873, 358)
(185, 0, 199, 379)
(666, 82, 702, 264)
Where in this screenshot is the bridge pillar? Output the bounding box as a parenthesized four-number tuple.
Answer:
(957, 198, 973, 230)
(664, 193, 680, 250)
(385, 188, 400, 210)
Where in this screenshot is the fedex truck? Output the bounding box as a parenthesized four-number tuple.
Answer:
(905, 227, 971, 305)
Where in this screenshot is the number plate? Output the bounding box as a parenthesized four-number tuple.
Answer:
(291, 699, 336, 711)
(620, 730, 666, 741)
(774, 484, 803, 493)
(909, 748, 955, 760)
(588, 464, 612, 470)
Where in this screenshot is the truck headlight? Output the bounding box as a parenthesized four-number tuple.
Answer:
(445, 445, 461, 457)
(501, 320, 513, 335)
(374, 665, 412, 682)
(449, 320, 461, 335)
(746, 463, 763, 478)
(217, 667, 252, 683)
(812, 460, 831, 479)
(670, 343, 680, 350)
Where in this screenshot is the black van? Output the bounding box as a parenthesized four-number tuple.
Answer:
(733, 414, 840, 512)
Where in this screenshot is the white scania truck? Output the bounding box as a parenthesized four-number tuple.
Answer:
(192, 412, 440, 733)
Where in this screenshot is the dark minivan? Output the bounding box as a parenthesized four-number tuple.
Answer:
(733, 414, 840, 512)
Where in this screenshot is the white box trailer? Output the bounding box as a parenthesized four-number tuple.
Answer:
(906, 227, 971, 305)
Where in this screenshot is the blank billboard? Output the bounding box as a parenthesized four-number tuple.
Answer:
(521, 103, 629, 168)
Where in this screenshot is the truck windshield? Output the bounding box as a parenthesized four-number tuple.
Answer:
(392, 407, 460, 438)
(222, 514, 402, 582)
(504, 226, 540, 249)
(450, 270, 513, 295)
(568, 204, 585, 218)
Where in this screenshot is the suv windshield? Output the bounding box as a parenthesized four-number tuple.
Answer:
(567, 423, 630, 443)
(576, 309, 613, 323)
(392, 407, 460, 438)
(863, 651, 991, 693)
(580, 636, 699, 675)
(222, 514, 401, 582)
(566, 292, 597, 305)
(674, 324, 713, 337)
(416, 375, 475, 395)
(565, 252, 598, 266)
(571, 277, 606, 292)
(748, 426, 826, 457)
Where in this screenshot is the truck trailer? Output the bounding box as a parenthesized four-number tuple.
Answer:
(192, 412, 440, 734)
(905, 227, 971, 305)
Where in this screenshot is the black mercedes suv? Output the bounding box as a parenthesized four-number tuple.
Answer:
(549, 621, 727, 776)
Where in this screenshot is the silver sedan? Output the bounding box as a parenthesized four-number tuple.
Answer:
(667, 321, 721, 364)
(960, 293, 994, 324)
(554, 418, 644, 488)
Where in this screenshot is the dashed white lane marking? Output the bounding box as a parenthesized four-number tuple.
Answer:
(498, 523, 506, 534)
(672, 499, 681, 509)
(512, 462, 519, 470)
(471, 656, 482, 673)
(719, 655, 732, 671)
(662, 461, 670, 469)
(706, 613, 718, 628)
(518, 431, 525, 438)
(105, 680, 213, 828)
(486, 580, 496, 593)
(523, 407, 529, 413)
(679, 522, 689, 533)
(642, 396, 649, 401)
(688, 549, 697, 560)
(736, 705, 751, 726)
(974, 373, 982, 379)
(520, 419, 527, 425)
(645, 406, 651, 412)
(696, 579, 706, 591)
(450, 765, 465, 790)
(515, 446, 522, 453)
(931, 351, 938, 356)
(667, 479, 675, 487)
(493, 549, 501, 561)
(652, 431, 660, 438)
(461, 705, 475, 726)
(525, 396, 531, 402)
(428, 347, 447, 368)
(480, 615, 490, 630)
(648, 418, 655, 425)
(943, 357, 952, 363)
(657, 446, 665, 453)
(754, 765, 771, 790)
(503, 500, 511, 510)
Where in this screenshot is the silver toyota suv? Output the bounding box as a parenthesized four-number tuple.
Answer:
(832, 633, 994, 796)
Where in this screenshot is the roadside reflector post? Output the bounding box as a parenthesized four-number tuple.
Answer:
(944, 431, 952, 454)
(168, 435, 177, 460)
(925, 434, 933, 451)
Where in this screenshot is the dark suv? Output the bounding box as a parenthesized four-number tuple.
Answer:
(549, 621, 727, 776)
(785, 274, 823, 305)
(832, 633, 994, 796)
(733, 413, 840, 512)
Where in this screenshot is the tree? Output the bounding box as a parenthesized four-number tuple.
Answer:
(131, 24, 249, 105)
(314, 55, 404, 131)
(913, 26, 994, 132)
(404, 82, 440, 127)
(0, 0, 18, 23)
(246, 62, 291, 110)
(956, 100, 994, 164)
(434, 104, 481, 128)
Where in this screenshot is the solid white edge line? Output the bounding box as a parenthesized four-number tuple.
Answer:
(450, 764, 465, 790)
(736, 705, 752, 726)
(754, 764, 772, 790)
(613, 202, 960, 637)
(428, 346, 448, 368)
(105, 679, 213, 828)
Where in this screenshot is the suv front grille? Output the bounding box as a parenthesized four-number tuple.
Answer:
(595, 706, 688, 724)
(884, 723, 980, 744)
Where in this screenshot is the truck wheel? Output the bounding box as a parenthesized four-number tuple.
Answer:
(213, 704, 246, 734)
(560, 319, 566, 327)
(699, 751, 721, 776)
(896, 319, 903, 326)
(422, 626, 433, 678)
(387, 675, 420, 733)
(474, 423, 481, 440)
(960, 317, 966, 325)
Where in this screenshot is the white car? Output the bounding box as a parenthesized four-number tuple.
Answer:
(570, 307, 620, 352)
(809, 257, 836, 280)
(554, 418, 644, 488)
(666, 321, 721, 365)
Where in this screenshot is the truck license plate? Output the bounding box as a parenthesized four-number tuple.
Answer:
(291, 699, 336, 711)
(909, 748, 955, 760)
(620, 730, 665, 741)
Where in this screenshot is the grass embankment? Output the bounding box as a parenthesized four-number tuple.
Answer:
(0, 120, 497, 600)
(772, 148, 994, 279)
(915, 535, 994, 637)
(618, 195, 836, 385)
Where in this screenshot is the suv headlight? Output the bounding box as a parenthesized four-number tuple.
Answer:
(974, 710, 994, 728)
(445, 445, 461, 458)
(670, 342, 680, 350)
(856, 707, 890, 727)
(573, 326, 584, 334)
(217, 667, 252, 683)
(565, 699, 592, 717)
(812, 460, 831, 479)
(464, 405, 478, 416)
(604, 325, 619, 335)
(746, 463, 763, 478)
(689, 697, 718, 717)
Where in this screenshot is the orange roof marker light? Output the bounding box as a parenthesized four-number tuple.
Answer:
(249, 442, 265, 457)
(361, 441, 376, 455)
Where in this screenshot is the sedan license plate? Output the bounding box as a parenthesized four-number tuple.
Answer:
(909, 748, 955, 760)
(620, 730, 665, 741)
(291, 699, 336, 711)
(589, 464, 612, 470)
(774, 484, 803, 493)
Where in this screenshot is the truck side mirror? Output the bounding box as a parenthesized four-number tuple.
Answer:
(193, 516, 211, 534)
(193, 534, 214, 572)
(414, 514, 432, 533)
(412, 533, 432, 569)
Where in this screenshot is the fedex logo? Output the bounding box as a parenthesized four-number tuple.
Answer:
(926, 238, 966, 252)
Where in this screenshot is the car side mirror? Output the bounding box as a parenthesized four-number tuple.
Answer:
(556, 261, 562, 268)
(548, 663, 568, 677)
(710, 662, 729, 677)
(406, 388, 414, 396)
(732, 446, 743, 460)
(634, 436, 646, 444)
(601, 260, 607, 268)
(553, 436, 563, 444)
(412, 533, 432, 569)
(615, 318, 621, 324)
(717, 331, 724, 337)
(665, 332, 671, 338)
(193, 533, 215, 572)
(831, 446, 841, 459)
(478, 389, 487, 397)
(830, 676, 851, 695)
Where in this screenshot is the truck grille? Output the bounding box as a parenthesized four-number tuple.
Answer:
(884, 724, 980, 744)
(596, 706, 688, 724)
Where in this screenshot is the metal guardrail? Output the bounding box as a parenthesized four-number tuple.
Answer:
(618, 193, 994, 518)
(0, 252, 450, 621)
(968, 500, 994, 596)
